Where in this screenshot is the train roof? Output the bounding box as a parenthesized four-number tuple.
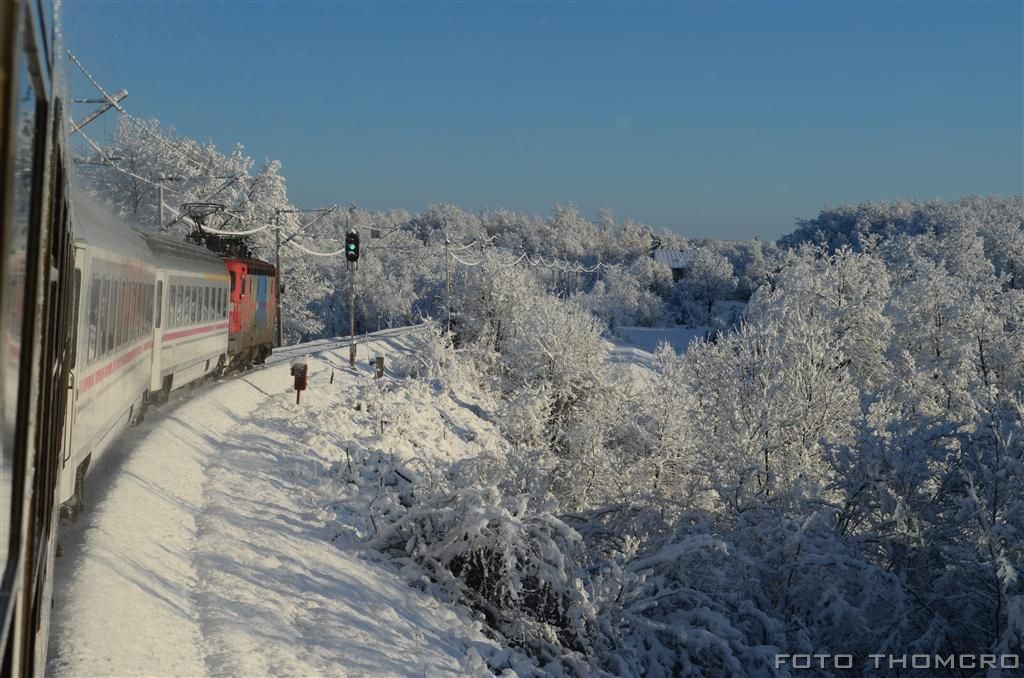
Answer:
(222, 257, 276, 274)
(141, 231, 230, 278)
(69, 184, 155, 264)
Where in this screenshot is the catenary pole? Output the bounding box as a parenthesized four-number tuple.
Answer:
(347, 204, 358, 367)
(349, 261, 356, 367)
(445, 222, 451, 335)
(275, 213, 284, 346)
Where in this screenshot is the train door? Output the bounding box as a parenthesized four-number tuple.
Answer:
(149, 273, 166, 393)
(62, 245, 86, 471)
(255, 274, 267, 328)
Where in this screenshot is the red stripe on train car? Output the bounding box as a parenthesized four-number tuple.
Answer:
(79, 340, 154, 395)
(162, 321, 229, 342)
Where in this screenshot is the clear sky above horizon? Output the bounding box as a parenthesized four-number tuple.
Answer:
(63, 0, 1022, 240)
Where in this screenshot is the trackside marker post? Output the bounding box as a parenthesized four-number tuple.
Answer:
(291, 359, 308, 404)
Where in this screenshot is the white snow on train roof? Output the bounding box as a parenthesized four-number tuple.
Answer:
(68, 184, 154, 263)
(141, 231, 228, 277)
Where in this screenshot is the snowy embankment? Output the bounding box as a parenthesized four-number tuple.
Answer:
(46, 327, 538, 677)
(607, 325, 707, 373)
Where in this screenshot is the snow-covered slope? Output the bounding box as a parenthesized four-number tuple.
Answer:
(46, 328, 519, 677)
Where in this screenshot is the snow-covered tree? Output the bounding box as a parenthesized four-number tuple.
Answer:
(671, 248, 738, 325)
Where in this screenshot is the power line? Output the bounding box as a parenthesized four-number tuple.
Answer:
(75, 125, 186, 195)
(67, 50, 214, 174)
(286, 240, 348, 258)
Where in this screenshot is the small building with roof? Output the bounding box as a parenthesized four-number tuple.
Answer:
(652, 249, 695, 281)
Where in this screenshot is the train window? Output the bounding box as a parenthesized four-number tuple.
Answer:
(88, 277, 100, 362)
(1, 40, 40, 616)
(144, 283, 151, 333)
(116, 280, 124, 347)
(99, 278, 109, 355)
(136, 282, 143, 339)
(102, 279, 112, 354)
(138, 283, 145, 338)
(96, 278, 105, 356)
(170, 285, 177, 327)
(122, 281, 130, 346)
(113, 279, 120, 349)
(124, 281, 131, 342)
(131, 281, 137, 341)
(133, 282, 141, 340)
(120, 280, 127, 345)
(205, 287, 212, 321)
(174, 285, 182, 327)
(222, 288, 227, 317)
(125, 282, 132, 341)
(131, 282, 138, 340)
(70, 271, 82, 369)
(155, 281, 163, 328)
(138, 283, 143, 338)
(116, 280, 125, 348)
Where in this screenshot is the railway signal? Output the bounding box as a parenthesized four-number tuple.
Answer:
(345, 231, 360, 262)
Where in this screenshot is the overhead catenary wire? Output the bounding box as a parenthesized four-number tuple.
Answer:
(75, 125, 187, 195)
(450, 252, 483, 267)
(286, 240, 348, 258)
(68, 50, 214, 174)
(67, 50, 263, 235)
(450, 235, 497, 252)
(195, 219, 271, 237)
(65, 52, 611, 278)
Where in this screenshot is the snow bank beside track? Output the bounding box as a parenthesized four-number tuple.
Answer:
(47, 328, 502, 677)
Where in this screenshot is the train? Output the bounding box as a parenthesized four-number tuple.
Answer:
(1, 3, 277, 674)
(61, 193, 277, 514)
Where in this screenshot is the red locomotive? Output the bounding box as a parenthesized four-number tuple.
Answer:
(224, 258, 277, 369)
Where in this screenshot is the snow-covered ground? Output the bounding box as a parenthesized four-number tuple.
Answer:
(604, 326, 709, 379)
(610, 325, 708, 360)
(46, 326, 666, 677)
(46, 328, 520, 677)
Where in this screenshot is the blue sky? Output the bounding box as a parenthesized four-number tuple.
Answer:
(63, 1, 1022, 240)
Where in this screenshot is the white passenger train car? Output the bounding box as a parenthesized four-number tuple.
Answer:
(60, 195, 233, 512)
(62, 192, 157, 509)
(142, 233, 230, 400)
